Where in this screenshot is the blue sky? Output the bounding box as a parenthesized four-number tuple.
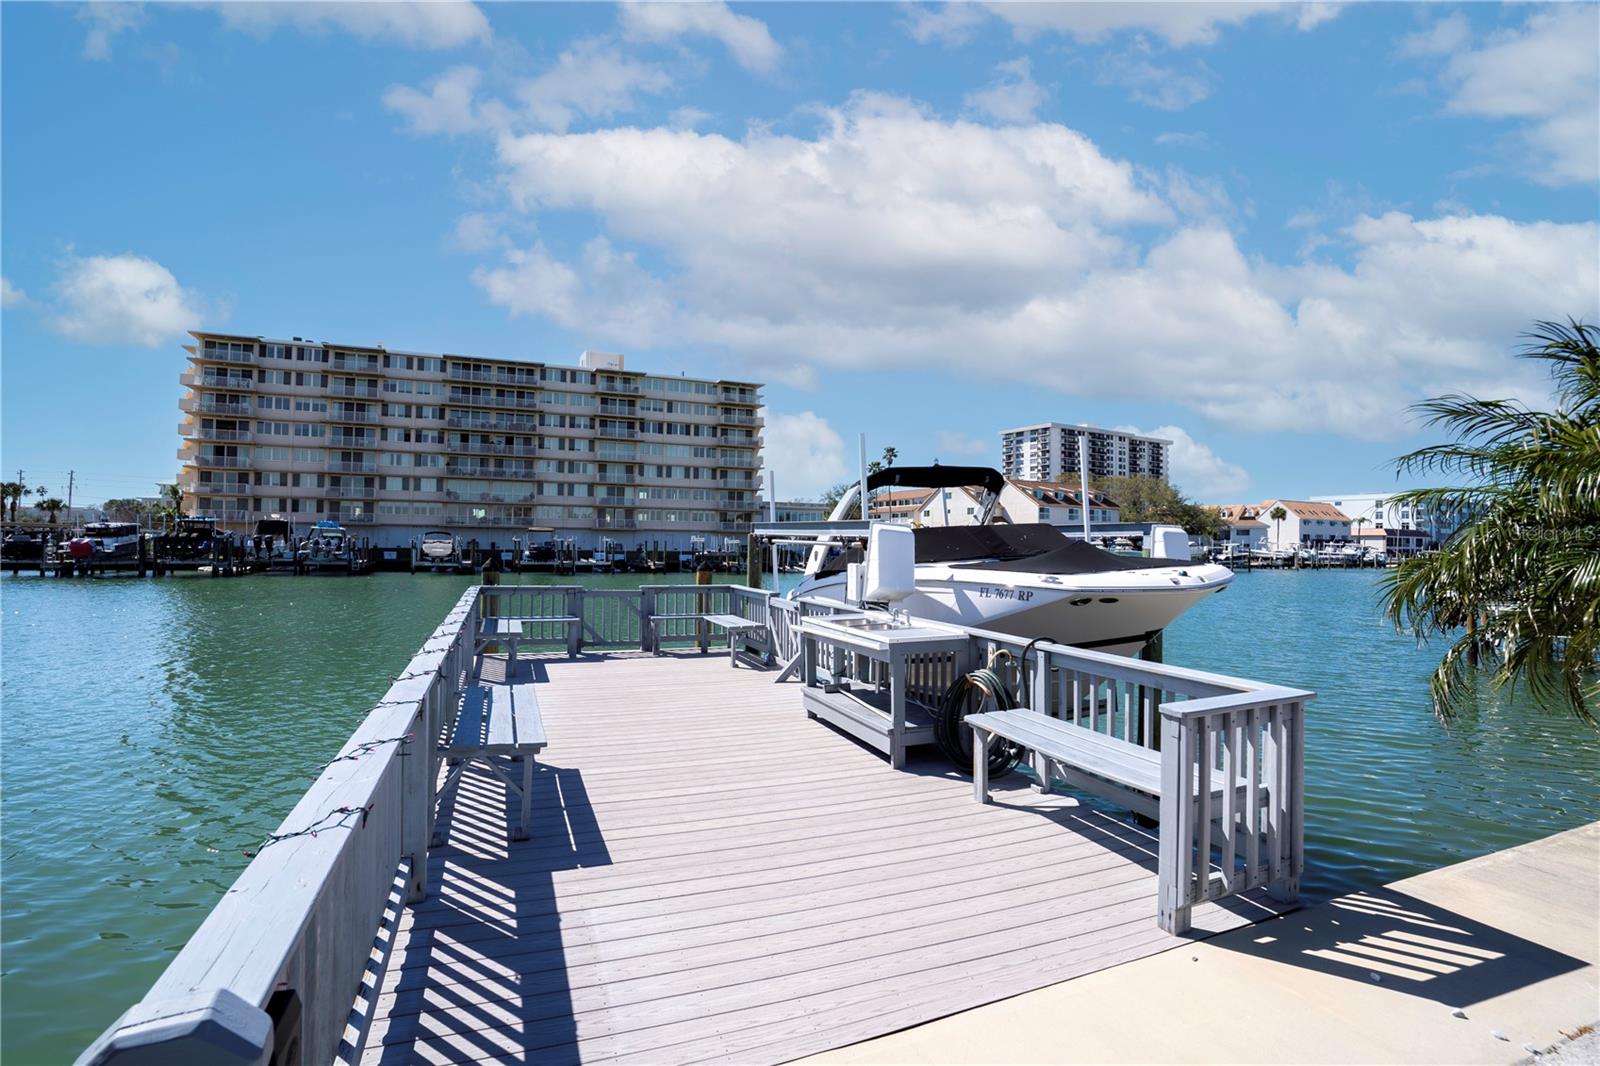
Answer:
(2, 1, 1596, 505)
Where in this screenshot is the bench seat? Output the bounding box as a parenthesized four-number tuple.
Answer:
(702, 612, 769, 667)
(438, 684, 547, 840)
(967, 709, 1258, 818)
(476, 614, 582, 661)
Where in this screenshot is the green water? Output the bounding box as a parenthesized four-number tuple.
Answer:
(2, 568, 1597, 1062)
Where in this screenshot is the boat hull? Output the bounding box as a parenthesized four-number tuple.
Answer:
(793, 562, 1231, 656)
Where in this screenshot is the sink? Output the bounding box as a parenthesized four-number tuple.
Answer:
(825, 616, 903, 632)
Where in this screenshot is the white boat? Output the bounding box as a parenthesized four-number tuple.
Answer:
(67, 521, 142, 565)
(785, 466, 1233, 656)
(413, 530, 465, 572)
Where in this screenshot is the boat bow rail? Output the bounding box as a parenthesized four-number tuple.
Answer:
(78, 585, 1308, 1063)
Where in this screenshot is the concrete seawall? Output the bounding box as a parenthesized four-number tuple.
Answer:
(806, 822, 1599, 1065)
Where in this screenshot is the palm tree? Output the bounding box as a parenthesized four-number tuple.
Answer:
(36, 497, 66, 525)
(0, 478, 25, 522)
(1381, 319, 1599, 721)
(156, 483, 184, 525)
(1269, 505, 1287, 550)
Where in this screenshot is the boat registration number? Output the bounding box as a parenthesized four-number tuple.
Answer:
(976, 586, 1034, 602)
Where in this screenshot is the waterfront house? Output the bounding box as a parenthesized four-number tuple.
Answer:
(868, 488, 938, 524)
(1255, 499, 1353, 550)
(999, 479, 1120, 527)
(1213, 505, 1268, 551)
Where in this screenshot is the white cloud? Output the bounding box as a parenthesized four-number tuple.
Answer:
(437, 92, 1594, 438)
(1118, 424, 1249, 499)
(964, 57, 1048, 124)
(517, 40, 672, 133)
(763, 411, 848, 500)
(384, 65, 491, 135)
(904, 2, 990, 46)
(1154, 130, 1208, 148)
(1398, 11, 1471, 58)
(49, 253, 212, 346)
(386, 43, 670, 136)
(1096, 39, 1213, 110)
(78, 2, 144, 60)
(1, 277, 28, 309)
(620, 1, 781, 75)
(213, 1, 490, 49)
(935, 431, 992, 458)
(1430, 6, 1600, 186)
(946, 2, 1342, 48)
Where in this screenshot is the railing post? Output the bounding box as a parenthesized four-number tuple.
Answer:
(1157, 708, 1195, 935)
(568, 587, 585, 656)
(403, 683, 433, 904)
(1266, 700, 1304, 905)
(639, 587, 656, 652)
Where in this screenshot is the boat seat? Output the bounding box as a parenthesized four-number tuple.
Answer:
(437, 685, 547, 841)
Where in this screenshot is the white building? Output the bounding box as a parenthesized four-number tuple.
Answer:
(1214, 506, 1268, 551)
(1255, 500, 1353, 550)
(999, 423, 1170, 483)
(178, 330, 763, 550)
(1309, 492, 1460, 546)
(914, 486, 989, 527)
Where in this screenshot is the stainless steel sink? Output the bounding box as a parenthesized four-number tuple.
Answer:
(824, 616, 903, 632)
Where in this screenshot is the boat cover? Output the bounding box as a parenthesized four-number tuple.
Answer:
(916, 524, 1188, 573)
(866, 465, 1006, 496)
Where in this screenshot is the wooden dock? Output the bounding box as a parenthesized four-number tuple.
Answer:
(362, 651, 1282, 1065)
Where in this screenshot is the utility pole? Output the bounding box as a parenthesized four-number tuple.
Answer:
(1078, 433, 1092, 543)
(67, 470, 75, 512)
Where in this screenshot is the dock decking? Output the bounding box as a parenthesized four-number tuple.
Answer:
(363, 651, 1282, 1065)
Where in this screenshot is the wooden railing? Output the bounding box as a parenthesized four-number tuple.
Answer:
(78, 586, 481, 1066)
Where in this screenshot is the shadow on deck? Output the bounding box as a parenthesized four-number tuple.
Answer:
(361, 651, 1287, 1065)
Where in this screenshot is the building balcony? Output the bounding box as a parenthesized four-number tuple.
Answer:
(192, 427, 251, 443)
(189, 399, 252, 417)
(195, 509, 255, 522)
(447, 390, 540, 411)
(446, 413, 537, 432)
(597, 472, 632, 485)
(718, 411, 762, 427)
(445, 490, 537, 504)
(718, 387, 760, 405)
(597, 402, 636, 417)
(444, 463, 537, 479)
(330, 355, 382, 372)
(193, 454, 250, 468)
(596, 378, 642, 395)
(448, 439, 541, 458)
(328, 384, 380, 399)
(718, 453, 758, 468)
(596, 424, 640, 440)
(323, 485, 377, 499)
(597, 517, 638, 529)
(326, 461, 378, 474)
(448, 366, 541, 388)
(329, 408, 378, 424)
(196, 347, 255, 365)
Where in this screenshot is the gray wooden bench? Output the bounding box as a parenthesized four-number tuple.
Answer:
(647, 612, 708, 654)
(438, 684, 547, 841)
(702, 612, 769, 667)
(476, 614, 582, 663)
(967, 708, 1254, 819)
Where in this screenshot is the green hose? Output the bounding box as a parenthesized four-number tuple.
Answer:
(935, 665, 1023, 777)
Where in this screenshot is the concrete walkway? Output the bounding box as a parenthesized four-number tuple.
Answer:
(804, 822, 1599, 1065)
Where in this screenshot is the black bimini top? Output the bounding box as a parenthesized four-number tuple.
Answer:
(916, 523, 1187, 574)
(816, 523, 1186, 578)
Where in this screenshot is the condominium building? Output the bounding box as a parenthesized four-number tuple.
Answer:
(177, 331, 764, 550)
(999, 423, 1170, 483)
(1309, 492, 1464, 546)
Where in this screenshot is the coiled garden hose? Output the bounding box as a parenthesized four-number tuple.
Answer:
(934, 650, 1025, 778)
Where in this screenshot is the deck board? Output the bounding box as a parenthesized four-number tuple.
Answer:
(362, 651, 1282, 1065)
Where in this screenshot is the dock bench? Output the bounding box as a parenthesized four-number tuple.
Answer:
(647, 612, 710, 654)
(437, 684, 547, 841)
(702, 612, 769, 667)
(967, 708, 1254, 818)
(476, 614, 582, 663)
